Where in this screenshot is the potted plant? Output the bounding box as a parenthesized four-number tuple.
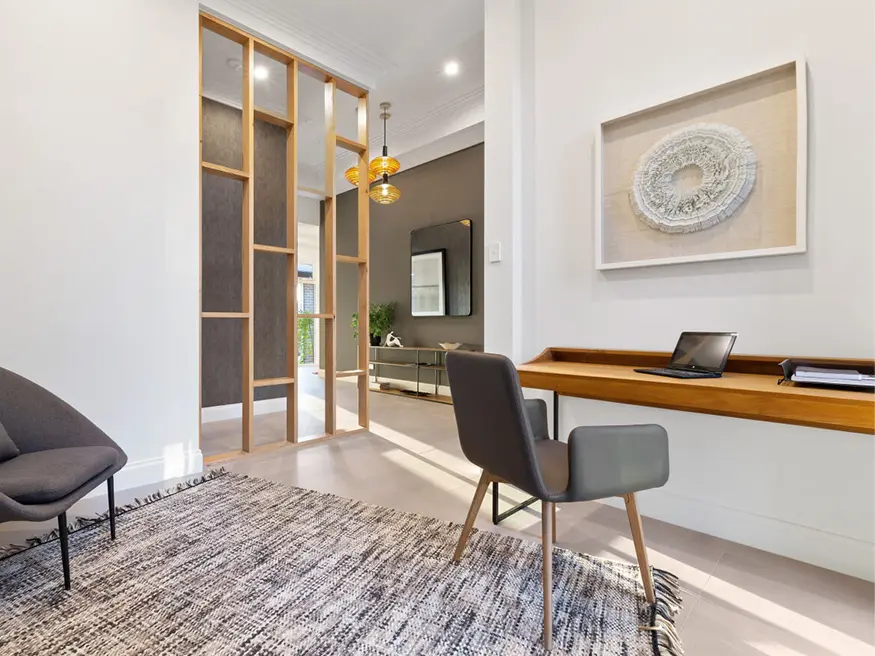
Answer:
(352, 302, 396, 346)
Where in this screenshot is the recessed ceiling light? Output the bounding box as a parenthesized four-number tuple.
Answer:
(443, 60, 460, 77)
(254, 65, 269, 81)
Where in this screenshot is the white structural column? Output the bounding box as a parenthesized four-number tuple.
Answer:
(484, 0, 538, 362)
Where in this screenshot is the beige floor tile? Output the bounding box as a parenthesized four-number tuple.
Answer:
(9, 386, 869, 656)
(554, 501, 726, 598)
(682, 592, 874, 656)
(699, 546, 875, 652)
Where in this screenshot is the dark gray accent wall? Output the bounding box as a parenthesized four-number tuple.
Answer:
(334, 144, 484, 375)
(201, 98, 288, 407)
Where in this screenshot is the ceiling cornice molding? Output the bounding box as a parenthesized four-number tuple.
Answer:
(376, 86, 485, 148)
(204, 0, 386, 86)
(328, 85, 485, 172)
(200, 0, 376, 90)
(201, 90, 243, 111)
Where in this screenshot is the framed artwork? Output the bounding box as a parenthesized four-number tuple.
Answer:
(595, 58, 807, 270)
(411, 250, 447, 316)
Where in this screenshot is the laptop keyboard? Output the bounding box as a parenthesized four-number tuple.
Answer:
(637, 368, 718, 378)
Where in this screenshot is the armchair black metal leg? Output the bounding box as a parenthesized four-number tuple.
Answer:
(107, 476, 116, 540)
(491, 481, 499, 523)
(58, 512, 71, 590)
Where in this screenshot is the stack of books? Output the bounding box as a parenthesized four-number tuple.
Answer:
(791, 366, 875, 388)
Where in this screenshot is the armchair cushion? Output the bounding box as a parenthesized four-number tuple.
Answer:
(565, 424, 669, 501)
(0, 446, 119, 504)
(0, 419, 19, 463)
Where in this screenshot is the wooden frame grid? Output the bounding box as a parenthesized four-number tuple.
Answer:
(199, 12, 370, 460)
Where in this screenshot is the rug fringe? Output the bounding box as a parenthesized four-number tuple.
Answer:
(641, 568, 684, 656)
(0, 468, 228, 561)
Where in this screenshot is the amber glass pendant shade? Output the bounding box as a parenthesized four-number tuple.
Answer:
(369, 174, 401, 204)
(344, 165, 376, 187)
(368, 153, 401, 177)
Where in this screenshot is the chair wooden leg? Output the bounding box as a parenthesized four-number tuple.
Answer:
(58, 512, 71, 591)
(542, 500, 554, 650)
(453, 470, 491, 562)
(623, 493, 655, 604)
(551, 502, 557, 542)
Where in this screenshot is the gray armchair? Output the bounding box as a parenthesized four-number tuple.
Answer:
(445, 351, 669, 650)
(0, 366, 127, 590)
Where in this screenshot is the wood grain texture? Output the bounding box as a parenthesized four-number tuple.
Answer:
(323, 78, 337, 434)
(336, 134, 367, 154)
(240, 38, 255, 453)
(253, 376, 295, 388)
(253, 244, 294, 255)
(519, 348, 875, 434)
(201, 312, 249, 319)
(541, 500, 554, 650)
(623, 494, 655, 604)
(336, 254, 366, 264)
(453, 470, 491, 562)
(201, 11, 367, 97)
(286, 60, 299, 444)
(357, 95, 370, 430)
(202, 162, 249, 181)
(254, 106, 293, 129)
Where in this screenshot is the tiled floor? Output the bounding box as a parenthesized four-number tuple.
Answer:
(4, 387, 873, 655)
(201, 365, 363, 457)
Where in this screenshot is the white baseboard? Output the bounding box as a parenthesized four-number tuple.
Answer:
(202, 397, 287, 423)
(80, 447, 204, 497)
(203, 373, 448, 423)
(601, 489, 875, 582)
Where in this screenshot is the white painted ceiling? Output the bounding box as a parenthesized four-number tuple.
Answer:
(201, 0, 485, 189)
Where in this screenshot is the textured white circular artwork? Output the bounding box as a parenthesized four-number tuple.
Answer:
(630, 123, 757, 234)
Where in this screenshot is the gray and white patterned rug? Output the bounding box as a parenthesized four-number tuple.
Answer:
(0, 471, 682, 655)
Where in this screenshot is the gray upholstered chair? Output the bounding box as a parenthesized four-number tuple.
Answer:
(445, 351, 669, 650)
(0, 366, 127, 590)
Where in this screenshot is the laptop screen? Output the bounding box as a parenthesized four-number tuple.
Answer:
(670, 332, 737, 373)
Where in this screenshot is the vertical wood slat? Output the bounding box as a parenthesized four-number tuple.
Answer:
(323, 79, 337, 434)
(286, 61, 299, 443)
(241, 38, 255, 452)
(356, 96, 370, 430)
(198, 20, 204, 449)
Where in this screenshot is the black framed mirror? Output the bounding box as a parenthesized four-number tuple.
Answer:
(410, 219, 472, 317)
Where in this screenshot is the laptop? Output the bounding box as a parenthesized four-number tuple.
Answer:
(635, 332, 738, 379)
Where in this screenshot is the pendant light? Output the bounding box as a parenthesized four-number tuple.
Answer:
(369, 102, 401, 177)
(367, 102, 401, 204)
(369, 172, 401, 204)
(343, 165, 376, 187)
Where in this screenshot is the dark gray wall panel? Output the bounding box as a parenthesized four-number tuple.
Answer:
(334, 144, 484, 379)
(201, 98, 288, 407)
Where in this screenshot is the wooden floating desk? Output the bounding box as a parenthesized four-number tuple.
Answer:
(518, 348, 875, 435)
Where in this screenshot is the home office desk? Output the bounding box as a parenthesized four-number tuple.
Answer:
(491, 347, 875, 524)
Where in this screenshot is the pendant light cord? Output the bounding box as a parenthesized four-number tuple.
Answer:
(382, 110, 388, 157)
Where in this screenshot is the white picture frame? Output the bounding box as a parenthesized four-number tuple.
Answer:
(411, 251, 447, 317)
(594, 57, 808, 270)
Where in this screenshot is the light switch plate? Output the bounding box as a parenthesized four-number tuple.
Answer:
(488, 242, 502, 263)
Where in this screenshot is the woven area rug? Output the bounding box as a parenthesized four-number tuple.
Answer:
(0, 471, 682, 655)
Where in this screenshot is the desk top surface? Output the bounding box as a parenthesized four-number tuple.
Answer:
(517, 348, 875, 434)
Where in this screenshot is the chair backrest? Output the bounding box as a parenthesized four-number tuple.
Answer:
(445, 351, 549, 498)
(0, 366, 121, 455)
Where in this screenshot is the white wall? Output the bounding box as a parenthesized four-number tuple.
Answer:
(0, 0, 202, 489)
(485, 0, 875, 579)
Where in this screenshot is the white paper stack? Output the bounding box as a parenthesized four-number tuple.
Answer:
(792, 366, 875, 388)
